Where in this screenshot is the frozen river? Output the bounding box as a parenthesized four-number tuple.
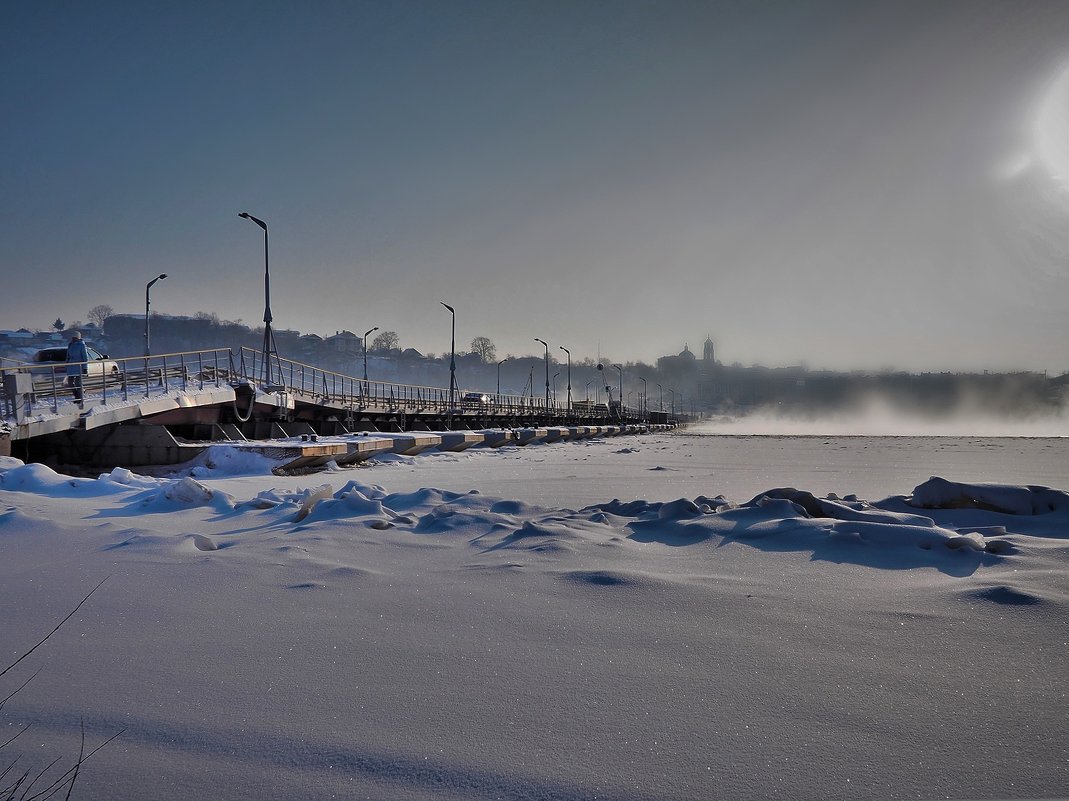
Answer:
(356, 432, 1069, 508)
(3, 430, 1068, 800)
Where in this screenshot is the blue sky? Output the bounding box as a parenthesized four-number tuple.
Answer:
(4, 1, 1069, 371)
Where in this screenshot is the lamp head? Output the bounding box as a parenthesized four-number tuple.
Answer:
(440, 301, 454, 313)
(238, 211, 267, 231)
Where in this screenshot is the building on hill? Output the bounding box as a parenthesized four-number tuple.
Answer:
(657, 344, 698, 375)
(325, 330, 362, 354)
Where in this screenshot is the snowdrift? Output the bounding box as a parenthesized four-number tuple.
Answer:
(3, 462, 1064, 575)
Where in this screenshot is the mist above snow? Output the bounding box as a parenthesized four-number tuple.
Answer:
(693, 396, 1069, 437)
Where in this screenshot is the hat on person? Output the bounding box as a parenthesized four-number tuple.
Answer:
(71, 331, 82, 339)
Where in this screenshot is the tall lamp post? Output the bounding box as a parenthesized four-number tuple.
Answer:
(363, 326, 378, 389)
(144, 273, 167, 357)
(553, 372, 560, 402)
(585, 379, 593, 403)
(497, 357, 509, 396)
(657, 383, 663, 413)
(558, 346, 572, 409)
(639, 376, 647, 420)
(612, 364, 623, 417)
(534, 338, 550, 407)
(440, 302, 457, 409)
(238, 211, 282, 386)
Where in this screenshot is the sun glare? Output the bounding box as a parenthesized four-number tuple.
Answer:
(1033, 61, 1069, 192)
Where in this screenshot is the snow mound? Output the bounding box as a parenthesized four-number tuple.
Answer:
(0, 462, 66, 491)
(235, 489, 295, 510)
(139, 477, 235, 511)
(609, 484, 1028, 574)
(909, 477, 1069, 515)
(0, 462, 134, 496)
(334, 480, 388, 501)
(0, 455, 25, 472)
(97, 466, 161, 489)
(185, 445, 284, 477)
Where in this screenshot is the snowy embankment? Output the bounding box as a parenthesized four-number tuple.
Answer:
(0, 444, 1067, 800)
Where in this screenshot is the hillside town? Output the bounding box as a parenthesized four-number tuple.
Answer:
(2, 313, 1066, 417)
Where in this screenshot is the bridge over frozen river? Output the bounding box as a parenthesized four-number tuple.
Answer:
(1, 346, 671, 468)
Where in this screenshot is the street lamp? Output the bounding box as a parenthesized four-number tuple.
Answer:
(657, 383, 663, 412)
(534, 338, 550, 407)
(585, 379, 593, 403)
(559, 346, 572, 409)
(238, 211, 281, 386)
(144, 273, 167, 357)
(363, 326, 378, 387)
(553, 372, 560, 402)
(612, 364, 623, 417)
(639, 376, 647, 419)
(497, 357, 509, 396)
(441, 302, 457, 409)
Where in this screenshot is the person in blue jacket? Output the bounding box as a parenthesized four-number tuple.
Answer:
(65, 331, 89, 403)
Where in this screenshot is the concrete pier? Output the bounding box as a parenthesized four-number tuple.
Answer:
(373, 432, 443, 455)
(202, 423, 672, 474)
(478, 429, 516, 448)
(438, 431, 485, 451)
(543, 427, 568, 443)
(516, 427, 548, 446)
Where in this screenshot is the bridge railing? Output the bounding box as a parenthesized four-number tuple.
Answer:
(1, 348, 237, 422)
(235, 347, 638, 420)
(3, 343, 650, 426)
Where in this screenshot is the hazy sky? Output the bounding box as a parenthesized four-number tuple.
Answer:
(4, 1, 1069, 372)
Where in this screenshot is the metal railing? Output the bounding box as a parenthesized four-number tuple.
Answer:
(235, 347, 646, 422)
(1, 348, 236, 422)
(2, 343, 650, 427)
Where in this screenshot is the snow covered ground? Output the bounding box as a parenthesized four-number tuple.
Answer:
(1, 432, 1067, 800)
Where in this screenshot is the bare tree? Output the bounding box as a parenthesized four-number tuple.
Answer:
(371, 330, 400, 352)
(194, 311, 220, 325)
(470, 336, 496, 363)
(87, 304, 114, 327)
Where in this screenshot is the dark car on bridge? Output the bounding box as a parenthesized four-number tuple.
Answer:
(461, 392, 493, 410)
